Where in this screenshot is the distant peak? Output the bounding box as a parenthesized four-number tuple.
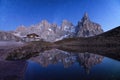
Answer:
(41, 19, 49, 24)
(61, 19, 73, 27)
(16, 25, 26, 32)
(84, 12, 88, 18)
(18, 25, 26, 27)
(62, 19, 72, 24)
(40, 19, 50, 26)
(62, 19, 69, 22)
(81, 12, 90, 22)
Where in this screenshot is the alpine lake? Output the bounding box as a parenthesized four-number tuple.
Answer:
(0, 47, 120, 80)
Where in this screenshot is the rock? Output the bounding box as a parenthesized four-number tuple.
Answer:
(12, 13, 104, 42)
(76, 13, 103, 37)
(16, 25, 26, 32)
(61, 20, 75, 33)
(0, 31, 22, 41)
(60, 20, 76, 38)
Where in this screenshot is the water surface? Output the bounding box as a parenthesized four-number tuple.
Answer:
(24, 49, 120, 80)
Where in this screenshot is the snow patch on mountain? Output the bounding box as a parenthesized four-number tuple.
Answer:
(55, 34, 69, 41)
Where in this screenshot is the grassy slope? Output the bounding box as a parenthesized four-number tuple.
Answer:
(54, 26, 120, 47)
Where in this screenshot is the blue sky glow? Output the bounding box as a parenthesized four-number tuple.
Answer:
(0, 0, 120, 31)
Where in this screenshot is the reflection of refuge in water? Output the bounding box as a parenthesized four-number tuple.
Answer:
(30, 49, 104, 73)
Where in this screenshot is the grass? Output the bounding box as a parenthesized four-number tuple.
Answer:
(54, 26, 120, 47)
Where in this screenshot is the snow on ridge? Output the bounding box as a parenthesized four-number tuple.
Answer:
(48, 28, 52, 31)
(12, 32, 21, 37)
(55, 34, 69, 41)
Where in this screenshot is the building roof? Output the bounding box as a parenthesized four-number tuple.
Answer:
(27, 33, 39, 38)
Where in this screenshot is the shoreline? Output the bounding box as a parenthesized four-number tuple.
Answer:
(0, 41, 25, 61)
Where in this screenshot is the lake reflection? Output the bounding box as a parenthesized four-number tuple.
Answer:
(24, 49, 120, 80)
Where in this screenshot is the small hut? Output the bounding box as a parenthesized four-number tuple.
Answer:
(23, 33, 40, 42)
(27, 33, 39, 38)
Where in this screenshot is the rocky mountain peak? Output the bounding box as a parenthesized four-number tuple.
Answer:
(0, 31, 21, 41)
(76, 13, 103, 37)
(83, 12, 89, 19)
(39, 20, 51, 28)
(16, 25, 26, 32)
(61, 20, 74, 31)
(62, 20, 73, 26)
(41, 20, 48, 23)
(11, 13, 104, 42)
(51, 23, 58, 28)
(81, 12, 90, 23)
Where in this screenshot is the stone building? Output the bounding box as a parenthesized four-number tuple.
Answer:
(23, 33, 40, 42)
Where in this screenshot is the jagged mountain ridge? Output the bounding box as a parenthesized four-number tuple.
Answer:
(14, 19, 75, 42)
(0, 31, 21, 41)
(11, 13, 103, 42)
(76, 13, 103, 37)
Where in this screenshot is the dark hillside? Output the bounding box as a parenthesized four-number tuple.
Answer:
(54, 26, 120, 47)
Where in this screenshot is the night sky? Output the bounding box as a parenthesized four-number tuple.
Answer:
(0, 0, 120, 31)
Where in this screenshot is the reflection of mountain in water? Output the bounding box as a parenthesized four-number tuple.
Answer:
(30, 49, 104, 72)
(30, 49, 76, 68)
(77, 52, 103, 74)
